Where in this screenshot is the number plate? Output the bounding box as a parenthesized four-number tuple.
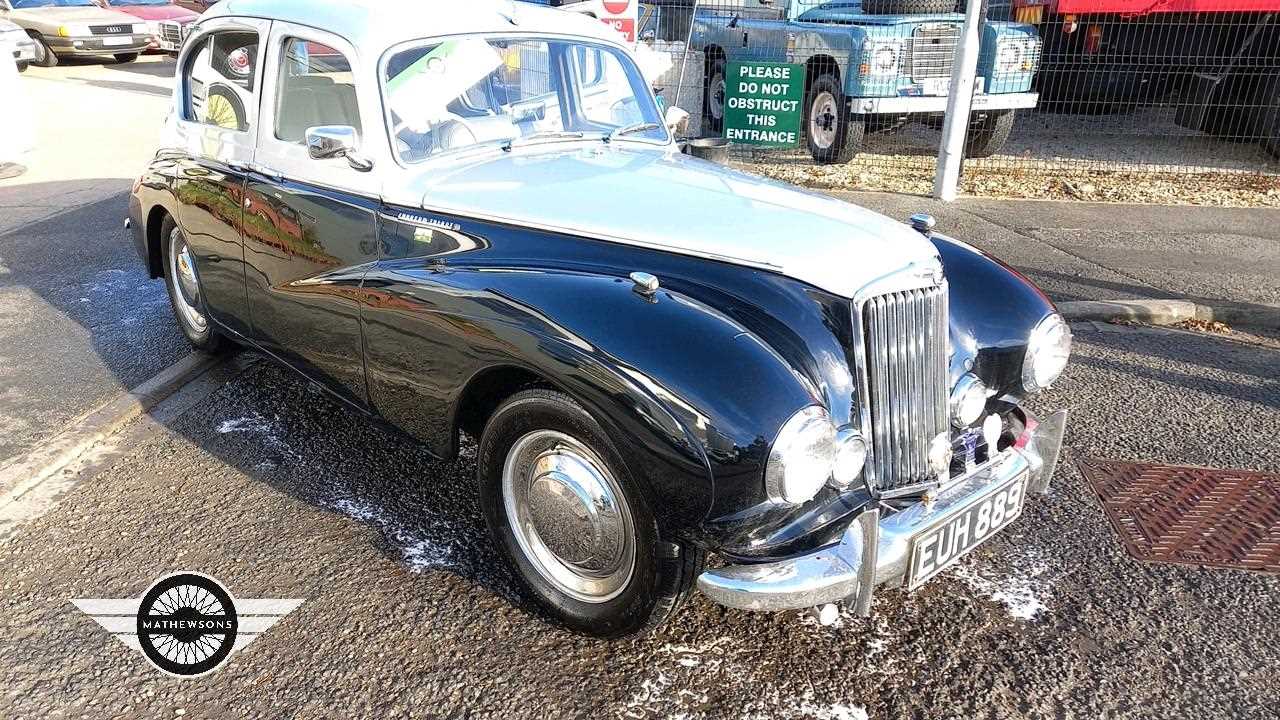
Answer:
(103, 36, 132, 47)
(921, 77, 950, 96)
(906, 473, 1027, 590)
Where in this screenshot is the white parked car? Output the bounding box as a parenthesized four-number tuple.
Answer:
(0, 17, 37, 71)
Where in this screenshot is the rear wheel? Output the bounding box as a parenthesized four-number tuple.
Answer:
(113, 52, 139, 64)
(31, 35, 57, 68)
(703, 57, 726, 135)
(964, 109, 1016, 158)
(161, 217, 225, 353)
(805, 72, 862, 164)
(478, 389, 703, 637)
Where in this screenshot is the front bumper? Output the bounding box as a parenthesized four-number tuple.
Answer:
(48, 35, 150, 56)
(697, 409, 1067, 613)
(849, 92, 1039, 115)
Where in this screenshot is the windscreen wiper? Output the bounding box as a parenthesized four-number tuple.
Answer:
(503, 131, 586, 151)
(605, 123, 661, 142)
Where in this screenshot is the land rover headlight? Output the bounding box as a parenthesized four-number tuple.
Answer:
(996, 40, 1023, 73)
(766, 406, 836, 505)
(1022, 314, 1072, 393)
(863, 40, 901, 77)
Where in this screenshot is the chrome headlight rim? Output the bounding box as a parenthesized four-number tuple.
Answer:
(1022, 313, 1072, 393)
(765, 405, 837, 506)
(863, 40, 902, 77)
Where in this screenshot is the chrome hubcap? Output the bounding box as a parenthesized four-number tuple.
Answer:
(167, 228, 206, 332)
(810, 91, 839, 149)
(502, 430, 635, 603)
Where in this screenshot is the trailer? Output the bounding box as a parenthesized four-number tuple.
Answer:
(1017, 0, 1280, 157)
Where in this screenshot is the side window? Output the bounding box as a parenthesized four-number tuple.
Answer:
(184, 30, 261, 132)
(275, 38, 361, 144)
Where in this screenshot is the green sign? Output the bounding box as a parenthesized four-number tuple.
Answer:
(724, 61, 806, 147)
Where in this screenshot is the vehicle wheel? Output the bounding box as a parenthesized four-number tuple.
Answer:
(114, 52, 139, 64)
(16, 61, 29, 73)
(703, 56, 726, 135)
(161, 217, 225, 353)
(964, 109, 1015, 158)
(1256, 79, 1280, 159)
(805, 73, 862, 164)
(31, 35, 57, 68)
(862, 0, 956, 13)
(478, 389, 704, 637)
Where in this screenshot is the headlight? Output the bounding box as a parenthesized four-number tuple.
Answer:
(996, 37, 1041, 74)
(765, 406, 836, 505)
(1023, 314, 1072, 392)
(949, 374, 989, 428)
(830, 429, 868, 489)
(996, 40, 1023, 73)
(133, 23, 149, 34)
(862, 40, 901, 77)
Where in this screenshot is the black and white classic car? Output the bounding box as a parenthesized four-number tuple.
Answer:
(127, 0, 1071, 636)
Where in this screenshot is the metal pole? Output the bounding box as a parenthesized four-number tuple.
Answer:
(672, 0, 702, 115)
(933, 0, 987, 201)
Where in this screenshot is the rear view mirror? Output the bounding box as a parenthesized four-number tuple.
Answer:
(305, 125, 373, 172)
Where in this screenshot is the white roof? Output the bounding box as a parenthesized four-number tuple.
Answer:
(204, 0, 624, 53)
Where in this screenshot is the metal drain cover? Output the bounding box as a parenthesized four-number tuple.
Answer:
(1077, 458, 1280, 573)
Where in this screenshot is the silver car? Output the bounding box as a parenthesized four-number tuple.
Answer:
(0, 0, 149, 66)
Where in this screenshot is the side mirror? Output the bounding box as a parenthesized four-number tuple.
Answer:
(305, 125, 373, 172)
(664, 106, 690, 138)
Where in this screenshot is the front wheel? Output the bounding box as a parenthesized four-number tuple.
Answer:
(964, 109, 1016, 158)
(15, 61, 29, 73)
(702, 58, 726, 135)
(31, 35, 57, 68)
(805, 73, 863, 164)
(161, 218, 225, 353)
(114, 53, 139, 64)
(478, 389, 703, 637)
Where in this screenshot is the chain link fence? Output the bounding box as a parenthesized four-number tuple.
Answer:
(617, 0, 1280, 205)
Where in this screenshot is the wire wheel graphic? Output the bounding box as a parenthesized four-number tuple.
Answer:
(136, 573, 239, 677)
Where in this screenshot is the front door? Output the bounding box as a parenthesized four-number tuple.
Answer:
(170, 19, 270, 340)
(243, 25, 381, 406)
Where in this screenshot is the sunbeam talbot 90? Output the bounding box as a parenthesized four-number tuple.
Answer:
(128, 0, 1070, 636)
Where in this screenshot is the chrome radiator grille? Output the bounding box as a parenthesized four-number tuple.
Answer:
(907, 24, 960, 80)
(159, 21, 183, 46)
(862, 284, 949, 493)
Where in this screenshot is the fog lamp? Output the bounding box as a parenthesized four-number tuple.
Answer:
(949, 374, 989, 428)
(829, 430, 868, 489)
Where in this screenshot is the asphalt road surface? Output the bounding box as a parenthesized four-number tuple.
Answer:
(2, 55, 1279, 720)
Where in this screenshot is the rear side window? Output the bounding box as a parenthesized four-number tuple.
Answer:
(274, 38, 361, 144)
(184, 30, 261, 133)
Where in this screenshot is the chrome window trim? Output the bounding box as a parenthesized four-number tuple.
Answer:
(375, 31, 673, 171)
(252, 19, 385, 199)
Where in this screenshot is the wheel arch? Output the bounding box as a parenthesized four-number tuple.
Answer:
(145, 205, 173, 279)
(805, 53, 841, 92)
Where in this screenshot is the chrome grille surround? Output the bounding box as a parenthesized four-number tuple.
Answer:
(853, 279, 950, 496)
(906, 23, 961, 80)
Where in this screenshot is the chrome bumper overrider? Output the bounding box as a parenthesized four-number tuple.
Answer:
(697, 410, 1067, 613)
